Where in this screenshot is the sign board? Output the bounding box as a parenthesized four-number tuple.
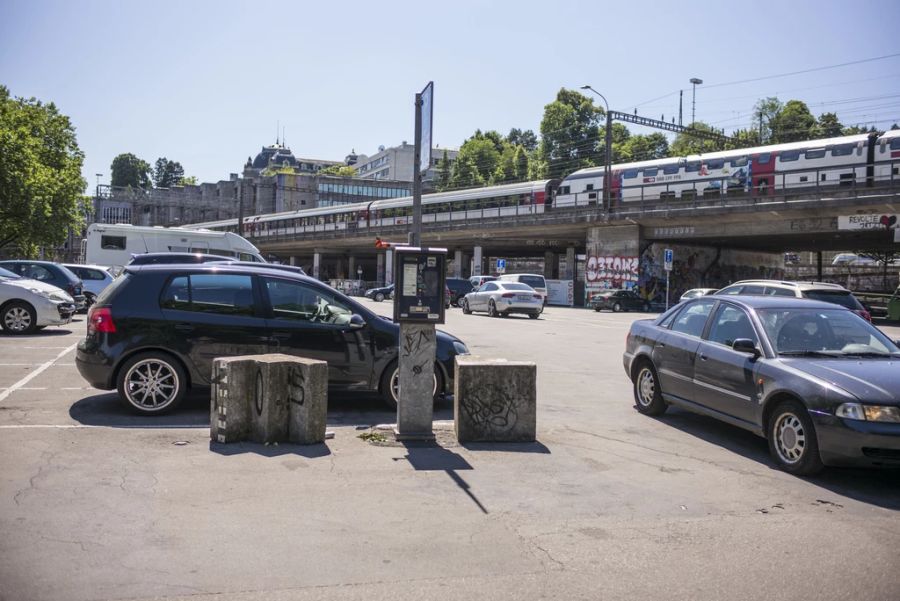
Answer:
(393, 247, 446, 324)
(546, 280, 574, 306)
(664, 248, 673, 272)
(496, 258, 506, 274)
(838, 214, 899, 230)
(419, 82, 434, 173)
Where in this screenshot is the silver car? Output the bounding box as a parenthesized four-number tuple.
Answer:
(63, 264, 115, 308)
(0, 266, 76, 334)
(461, 281, 543, 319)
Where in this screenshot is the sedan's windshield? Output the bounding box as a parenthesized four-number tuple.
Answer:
(0, 267, 21, 280)
(759, 308, 899, 356)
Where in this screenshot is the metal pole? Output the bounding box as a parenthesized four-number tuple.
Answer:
(678, 90, 683, 126)
(412, 93, 423, 247)
(691, 83, 696, 124)
(665, 271, 670, 311)
(604, 110, 612, 214)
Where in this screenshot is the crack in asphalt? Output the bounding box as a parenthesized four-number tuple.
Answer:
(13, 450, 57, 506)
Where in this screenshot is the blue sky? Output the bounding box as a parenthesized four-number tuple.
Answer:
(2, 0, 900, 189)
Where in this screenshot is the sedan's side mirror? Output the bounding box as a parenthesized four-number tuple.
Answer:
(348, 314, 366, 329)
(732, 338, 760, 357)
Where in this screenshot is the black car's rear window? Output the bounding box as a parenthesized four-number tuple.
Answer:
(95, 273, 131, 305)
(519, 276, 545, 288)
(803, 290, 862, 310)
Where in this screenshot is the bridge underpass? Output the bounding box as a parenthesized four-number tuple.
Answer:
(251, 184, 898, 303)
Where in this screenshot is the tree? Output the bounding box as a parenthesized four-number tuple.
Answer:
(0, 86, 86, 256)
(178, 175, 199, 186)
(814, 112, 843, 139)
(770, 100, 816, 143)
(318, 164, 356, 177)
(539, 89, 604, 179)
(669, 122, 724, 157)
(753, 97, 783, 144)
(449, 131, 501, 188)
(854, 247, 900, 292)
(110, 153, 151, 188)
(507, 128, 538, 152)
(436, 150, 452, 191)
(152, 157, 185, 188)
(616, 133, 668, 163)
(514, 145, 529, 180)
(725, 128, 761, 150)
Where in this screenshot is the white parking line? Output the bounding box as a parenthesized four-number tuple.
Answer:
(0, 342, 78, 404)
(0, 424, 207, 430)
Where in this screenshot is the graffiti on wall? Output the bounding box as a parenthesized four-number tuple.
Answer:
(585, 255, 639, 288)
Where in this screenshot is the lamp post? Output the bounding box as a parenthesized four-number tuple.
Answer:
(689, 78, 703, 125)
(580, 85, 612, 212)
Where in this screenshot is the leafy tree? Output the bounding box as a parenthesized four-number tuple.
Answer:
(178, 175, 199, 186)
(539, 88, 604, 179)
(527, 147, 548, 179)
(0, 86, 86, 256)
(616, 133, 668, 163)
(450, 131, 501, 188)
(725, 128, 761, 150)
(111, 153, 151, 188)
(770, 100, 816, 143)
(669, 122, 725, 156)
(153, 157, 185, 188)
(318, 164, 356, 176)
(753, 97, 783, 144)
(814, 112, 843, 139)
(514, 146, 529, 180)
(436, 150, 452, 191)
(854, 248, 900, 291)
(448, 156, 484, 189)
(507, 128, 538, 152)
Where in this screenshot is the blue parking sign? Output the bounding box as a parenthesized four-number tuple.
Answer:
(664, 249, 673, 271)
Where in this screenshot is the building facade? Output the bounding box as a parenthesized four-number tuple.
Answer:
(354, 142, 458, 188)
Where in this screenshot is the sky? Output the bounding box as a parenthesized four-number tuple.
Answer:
(2, 0, 900, 190)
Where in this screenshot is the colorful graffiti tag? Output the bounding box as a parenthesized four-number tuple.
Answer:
(585, 255, 639, 290)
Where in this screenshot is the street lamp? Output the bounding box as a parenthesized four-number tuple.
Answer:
(580, 85, 613, 212)
(689, 78, 703, 125)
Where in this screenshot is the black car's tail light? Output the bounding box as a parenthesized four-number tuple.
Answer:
(88, 307, 116, 335)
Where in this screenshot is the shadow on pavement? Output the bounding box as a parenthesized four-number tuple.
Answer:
(397, 441, 488, 514)
(658, 406, 900, 510)
(1, 328, 75, 338)
(69, 391, 210, 428)
(209, 440, 331, 458)
(462, 441, 551, 454)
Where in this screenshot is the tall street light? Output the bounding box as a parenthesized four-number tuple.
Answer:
(580, 85, 612, 211)
(689, 77, 703, 125)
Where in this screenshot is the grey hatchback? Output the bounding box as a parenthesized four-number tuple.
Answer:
(623, 295, 900, 474)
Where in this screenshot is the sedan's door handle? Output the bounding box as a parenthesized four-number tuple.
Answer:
(174, 323, 194, 332)
(698, 353, 708, 361)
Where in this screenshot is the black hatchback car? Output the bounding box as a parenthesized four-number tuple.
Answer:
(0, 260, 87, 310)
(624, 295, 900, 474)
(76, 264, 468, 414)
(127, 252, 234, 266)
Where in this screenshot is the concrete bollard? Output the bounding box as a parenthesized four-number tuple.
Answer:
(210, 354, 328, 445)
(454, 356, 537, 443)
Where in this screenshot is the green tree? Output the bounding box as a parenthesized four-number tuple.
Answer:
(725, 128, 761, 150)
(669, 122, 724, 156)
(753, 97, 783, 144)
(110, 153, 151, 188)
(814, 112, 843, 139)
(0, 86, 86, 255)
(616, 133, 668, 162)
(770, 100, 816, 143)
(450, 131, 501, 188)
(507, 128, 538, 152)
(514, 145, 529, 180)
(318, 164, 357, 177)
(178, 175, 199, 186)
(539, 88, 604, 179)
(153, 157, 185, 188)
(436, 149, 452, 191)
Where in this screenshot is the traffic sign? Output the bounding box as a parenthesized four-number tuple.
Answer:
(664, 248, 673, 272)
(496, 258, 506, 273)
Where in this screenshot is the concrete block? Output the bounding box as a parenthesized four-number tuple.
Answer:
(210, 357, 255, 444)
(454, 356, 537, 443)
(285, 358, 329, 444)
(248, 355, 291, 444)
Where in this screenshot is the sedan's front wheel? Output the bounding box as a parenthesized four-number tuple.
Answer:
(374, 292, 385, 302)
(632, 361, 667, 416)
(462, 299, 472, 314)
(488, 300, 499, 318)
(117, 352, 187, 414)
(767, 400, 824, 475)
(1, 301, 37, 335)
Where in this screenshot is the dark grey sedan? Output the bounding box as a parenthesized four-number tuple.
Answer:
(623, 296, 900, 475)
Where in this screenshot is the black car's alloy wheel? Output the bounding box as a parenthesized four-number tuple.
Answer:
(613, 302, 622, 313)
(381, 362, 441, 409)
(117, 352, 187, 414)
(1, 301, 37, 335)
(633, 361, 667, 416)
(374, 292, 385, 302)
(767, 400, 824, 475)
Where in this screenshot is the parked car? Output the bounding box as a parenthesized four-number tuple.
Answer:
(461, 281, 543, 318)
(127, 252, 235, 266)
(0, 266, 76, 334)
(498, 273, 548, 304)
(590, 289, 650, 312)
(76, 265, 469, 414)
(209, 260, 306, 276)
(446, 277, 474, 307)
(679, 288, 717, 302)
(0, 260, 86, 310)
(469, 275, 497, 289)
(715, 280, 871, 321)
(364, 283, 394, 302)
(623, 295, 900, 474)
(63, 264, 115, 309)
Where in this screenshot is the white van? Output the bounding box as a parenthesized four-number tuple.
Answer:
(84, 223, 265, 269)
(498, 273, 547, 303)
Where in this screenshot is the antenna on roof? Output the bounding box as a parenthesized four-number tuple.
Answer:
(282, 126, 286, 148)
(276, 120, 280, 145)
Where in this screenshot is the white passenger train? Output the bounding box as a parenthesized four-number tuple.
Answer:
(186, 130, 900, 238)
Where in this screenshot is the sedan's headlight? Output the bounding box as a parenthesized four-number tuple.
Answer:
(453, 341, 470, 355)
(836, 402, 900, 423)
(29, 288, 71, 302)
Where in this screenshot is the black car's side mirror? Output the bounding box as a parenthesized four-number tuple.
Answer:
(348, 314, 366, 329)
(732, 338, 760, 357)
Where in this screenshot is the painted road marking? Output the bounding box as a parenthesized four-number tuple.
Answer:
(0, 342, 78, 404)
(0, 424, 208, 430)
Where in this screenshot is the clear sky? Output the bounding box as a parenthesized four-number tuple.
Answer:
(2, 0, 900, 190)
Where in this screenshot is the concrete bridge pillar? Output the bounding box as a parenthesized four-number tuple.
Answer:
(585, 224, 642, 304)
(473, 246, 483, 276)
(454, 249, 463, 278)
(565, 247, 576, 280)
(544, 251, 557, 279)
(313, 252, 322, 280)
(348, 256, 357, 280)
(377, 253, 385, 285)
(289, 256, 297, 267)
(385, 249, 394, 284)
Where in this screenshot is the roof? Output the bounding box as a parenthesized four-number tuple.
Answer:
(698, 295, 849, 311)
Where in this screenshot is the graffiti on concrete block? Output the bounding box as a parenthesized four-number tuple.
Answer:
(460, 383, 521, 436)
(288, 365, 305, 407)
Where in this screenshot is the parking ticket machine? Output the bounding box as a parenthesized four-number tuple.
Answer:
(393, 247, 447, 324)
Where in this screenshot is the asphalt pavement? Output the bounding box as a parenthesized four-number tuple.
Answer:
(1, 303, 899, 601)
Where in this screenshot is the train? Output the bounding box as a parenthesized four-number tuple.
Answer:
(185, 129, 900, 239)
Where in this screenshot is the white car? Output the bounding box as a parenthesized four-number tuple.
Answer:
(0, 266, 76, 334)
(679, 288, 718, 302)
(63, 264, 115, 308)
(461, 281, 543, 319)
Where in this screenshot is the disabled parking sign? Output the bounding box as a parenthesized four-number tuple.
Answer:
(664, 249, 673, 272)
(496, 258, 506, 274)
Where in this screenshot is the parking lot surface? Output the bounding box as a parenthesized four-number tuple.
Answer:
(1, 304, 899, 601)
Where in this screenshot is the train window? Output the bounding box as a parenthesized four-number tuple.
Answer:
(623, 169, 639, 179)
(891, 138, 900, 150)
(706, 159, 724, 170)
(662, 165, 680, 175)
(780, 150, 801, 162)
(586, 184, 594, 191)
(805, 149, 826, 159)
(643, 168, 658, 177)
(757, 153, 771, 164)
(731, 157, 748, 167)
(685, 162, 701, 172)
(559, 186, 571, 195)
(831, 144, 854, 156)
